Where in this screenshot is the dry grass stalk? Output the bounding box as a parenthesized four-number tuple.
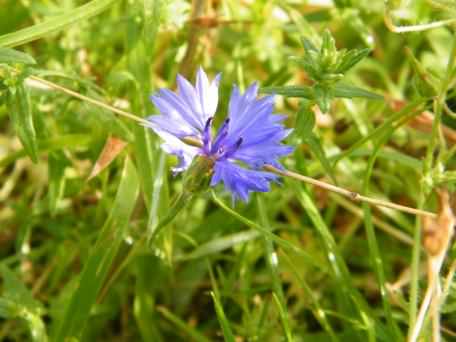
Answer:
(409, 190, 455, 342)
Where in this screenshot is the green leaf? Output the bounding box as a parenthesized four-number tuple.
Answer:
(295, 100, 316, 137)
(0, 266, 47, 342)
(293, 52, 321, 80)
(405, 47, 439, 97)
(294, 102, 336, 183)
(300, 36, 318, 52)
(261, 85, 313, 99)
(211, 291, 236, 342)
(333, 83, 383, 100)
(0, 0, 119, 48)
(55, 157, 139, 341)
(336, 48, 371, 73)
(1, 266, 41, 314)
(320, 30, 337, 69)
(7, 83, 39, 162)
(321, 30, 336, 56)
(0, 134, 92, 169)
(156, 306, 212, 342)
(0, 298, 18, 318)
(272, 293, 294, 342)
(314, 84, 332, 113)
(177, 230, 260, 261)
(48, 151, 68, 215)
(305, 133, 337, 184)
(0, 47, 36, 64)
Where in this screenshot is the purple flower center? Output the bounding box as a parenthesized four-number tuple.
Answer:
(202, 117, 243, 162)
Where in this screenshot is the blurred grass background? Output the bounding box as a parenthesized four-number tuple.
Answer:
(1, 0, 456, 341)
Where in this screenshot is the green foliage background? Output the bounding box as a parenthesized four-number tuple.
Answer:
(0, 0, 456, 341)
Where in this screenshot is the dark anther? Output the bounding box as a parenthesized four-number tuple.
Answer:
(205, 117, 213, 130)
(235, 137, 243, 149)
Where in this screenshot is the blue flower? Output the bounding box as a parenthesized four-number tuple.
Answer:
(146, 68, 293, 202)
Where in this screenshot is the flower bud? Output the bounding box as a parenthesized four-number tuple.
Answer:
(182, 156, 214, 194)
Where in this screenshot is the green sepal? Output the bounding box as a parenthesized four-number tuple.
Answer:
(182, 156, 214, 195)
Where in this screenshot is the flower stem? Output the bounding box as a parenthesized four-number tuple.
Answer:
(147, 191, 192, 245)
(97, 191, 192, 302)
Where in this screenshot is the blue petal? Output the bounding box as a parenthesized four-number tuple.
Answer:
(176, 74, 203, 126)
(147, 68, 221, 172)
(211, 160, 278, 202)
(196, 67, 221, 123)
(176, 69, 220, 128)
(151, 89, 202, 131)
(233, 144, 294, 168)
(150, 68, 221, 136)
(221, 82, 293, 168)
(146, 126, 201, 173)
(145, 114, 199, 138)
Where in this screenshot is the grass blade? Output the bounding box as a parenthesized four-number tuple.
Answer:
(293, 186, 375, 341)
(54, 157, 139, 341)
(47, 151, 68, 215)
(211, 291, 236, 342)
(176, 230, 260, 261)
(333, 100, 425, 165)
(211, 191, 327, 272)
(257, 197, 294, 341)
(281, 253, 339, 341)
(0, 266, 47, 342)
(272, 293, 294, 342)
(333, 83, 383, 100)
(0, 0, 119, 48)
(361, 129, 402, 340)
(0, 47, 36, 64)
(126, 0, 165, 211)
(156, 306, 211, 342)
(7, 83, 38, 162)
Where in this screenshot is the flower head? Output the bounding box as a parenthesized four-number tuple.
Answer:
(146, 68, 293, 202)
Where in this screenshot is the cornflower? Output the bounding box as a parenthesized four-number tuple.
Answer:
(146, 68, 293, 202)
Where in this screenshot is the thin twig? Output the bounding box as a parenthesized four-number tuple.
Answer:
(384, 2, 456, 33)
(27, 75, 150, 126)
(264, 165, 436, 218)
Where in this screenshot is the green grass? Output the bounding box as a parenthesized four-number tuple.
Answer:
(1, 0, 456, 341)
